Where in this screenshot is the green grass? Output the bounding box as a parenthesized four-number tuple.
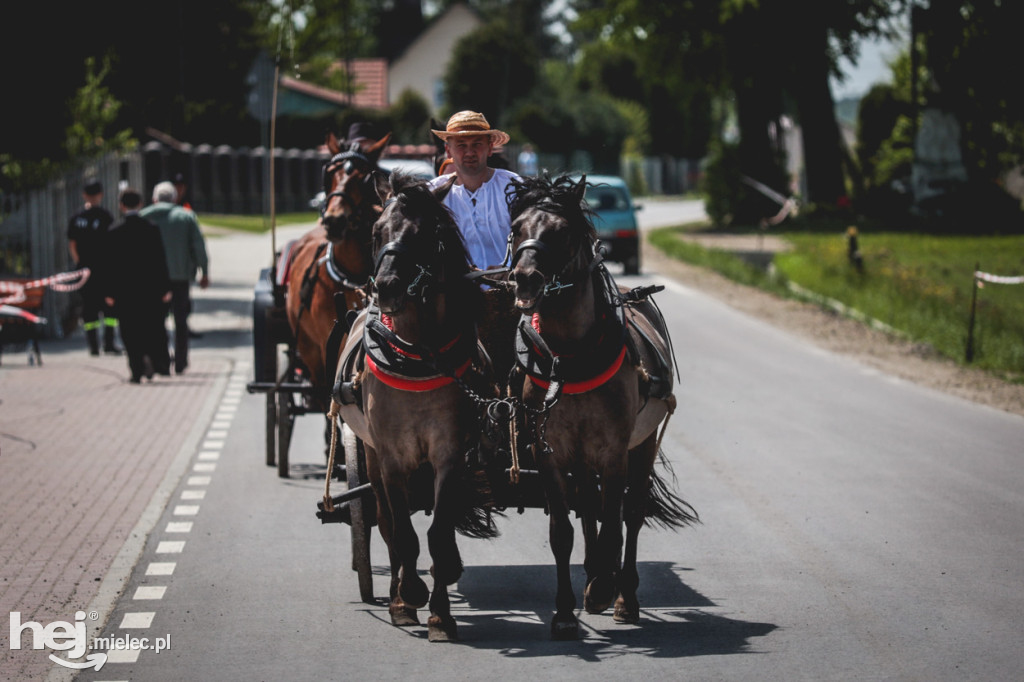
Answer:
(199, 212, 319, 233)
(649, 226, 1024, 376)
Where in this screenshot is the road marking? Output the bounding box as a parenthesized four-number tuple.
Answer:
(187, 475, 211, 486)
(193, 462, 216, 472)
(173, 505, 200, 516)
(201, 439, 225, 450)
(165, 522, 193, 533)
(105, 648, 141, 664)
(197, 451, 220, 461)
(207, 429, 228, 438)
(155, 541, 185, 554)
(119, 612, 156, 629)
(146, 563, 175, 576)
(133, 586, 167, 600)
(180, 490, 206, 500)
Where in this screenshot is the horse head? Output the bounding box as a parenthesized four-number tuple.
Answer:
(508, 174, 596, 311)
(320, 130, 392, 241)
(371, 172, 476, 332)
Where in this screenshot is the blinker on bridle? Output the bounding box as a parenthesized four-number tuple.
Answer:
(320, 149, 373, 220)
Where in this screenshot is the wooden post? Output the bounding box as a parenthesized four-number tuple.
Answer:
(965, 262, 979, 363)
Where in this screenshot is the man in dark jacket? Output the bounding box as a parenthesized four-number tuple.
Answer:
(104, 189, 172, 383)
(67, 179, 121, 355)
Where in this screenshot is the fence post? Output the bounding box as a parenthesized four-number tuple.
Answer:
(965, 261, 979, 363)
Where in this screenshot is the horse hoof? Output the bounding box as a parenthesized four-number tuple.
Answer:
(427, 615, 458, 642)
(583, 575, 616, 614)
(551, 617, 579, 641)
(389, 602, 419, 627)
(613, 596, 640, 624)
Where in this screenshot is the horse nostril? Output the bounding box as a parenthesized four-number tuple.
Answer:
(513, 268, 544, 297)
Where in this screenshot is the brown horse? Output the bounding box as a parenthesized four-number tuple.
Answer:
(508, 173, 698, 640)
(284, 131, 390, 415)
(357, 170, 497, 642)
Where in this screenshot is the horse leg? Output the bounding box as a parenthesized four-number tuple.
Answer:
(426, 456, 463, 642)
(383, 477, 430, 614)
(614, 436, 658, 624)
(374, 481, 419, 626)
(584, 474, 625, 615)
(542, 467, 578, 640)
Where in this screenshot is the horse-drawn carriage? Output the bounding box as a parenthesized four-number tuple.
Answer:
(310, 169, 696, 641)
(246, 126, 695, 639)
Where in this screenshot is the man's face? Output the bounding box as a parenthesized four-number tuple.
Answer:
(447, 135, 493, 174)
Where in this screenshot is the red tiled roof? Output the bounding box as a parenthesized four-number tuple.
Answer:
(279, 58, 389, 110)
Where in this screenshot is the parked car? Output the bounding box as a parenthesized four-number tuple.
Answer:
(310, 158, 436, 210)
(578, 174, 643, 275)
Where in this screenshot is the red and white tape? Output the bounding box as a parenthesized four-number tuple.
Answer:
(975, 271, 1024, 286)
(0, 268, 91, 305)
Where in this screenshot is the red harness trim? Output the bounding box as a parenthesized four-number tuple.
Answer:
(366, 354, 472, 392)
(380, 313, 461, 359)
(528, 344, 626, 394)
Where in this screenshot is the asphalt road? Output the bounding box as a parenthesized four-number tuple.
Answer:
(73, 203, 1024, 681)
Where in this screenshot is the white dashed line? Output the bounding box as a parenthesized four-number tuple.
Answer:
(173, 505, 200, 516)
(146, 563, 176, 576)
(155, 541, 185, 554)
(120, 612, 156, 629)
(133, 586, 167, 600)
(180, 490, 206, 500)
(165, 521, 193, 533)
(197, 451, 220, 461)
(187, 475, 211, 486)
(105, 648, 141, 664)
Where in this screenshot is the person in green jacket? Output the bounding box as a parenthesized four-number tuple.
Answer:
(140, 181, 209, 374)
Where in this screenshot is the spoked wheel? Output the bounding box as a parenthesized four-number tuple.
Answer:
(265, 391, 276, 467)
(343, 424, 374, 604)
(276, 389, 294, 478)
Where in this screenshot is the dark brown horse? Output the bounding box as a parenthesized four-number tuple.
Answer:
(284, 130, 390, 411)
(358, 170, 497, 641)
(508, 173, 698, 639)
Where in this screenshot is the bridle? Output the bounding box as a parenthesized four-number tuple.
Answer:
(372, 198, 451, 302)
(510, 203, 603, 297)
(319, 148, 377, 223)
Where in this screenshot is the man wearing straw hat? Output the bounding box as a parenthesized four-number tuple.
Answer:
(428, 111, 520, 270)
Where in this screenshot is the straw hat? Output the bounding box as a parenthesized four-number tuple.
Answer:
(431, 111, 510, 147)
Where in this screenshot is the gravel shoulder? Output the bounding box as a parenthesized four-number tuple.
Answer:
(642, 237, 1024, 419)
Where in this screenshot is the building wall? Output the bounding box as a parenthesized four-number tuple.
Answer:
(388, 3, 482, 114)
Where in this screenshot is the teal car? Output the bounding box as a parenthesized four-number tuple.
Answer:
(578, 174, 642, 275)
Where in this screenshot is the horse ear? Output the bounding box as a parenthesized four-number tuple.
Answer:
(574, 174, 588, 205)
(326, 131, 341, 155)
(365, 133, 392, 162)
(373, 170, 393, 204)
(431, 174, 457, 202)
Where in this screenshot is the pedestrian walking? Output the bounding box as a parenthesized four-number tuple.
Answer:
(67, 179, 122, 355)
(140, 181, 209, 374)
(104, 189, 172, 383)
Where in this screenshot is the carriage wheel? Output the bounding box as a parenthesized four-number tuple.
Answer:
(262, 343, 279, 467)
(343, 424, 375, 604)
(276, 390, 294, 478)
(265, 392, 276, 467)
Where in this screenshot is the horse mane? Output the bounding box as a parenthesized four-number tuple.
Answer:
(508, 173, 597, 244)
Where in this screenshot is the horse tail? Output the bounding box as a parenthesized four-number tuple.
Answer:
(453, 466, 504, 539)
(643, 449, 700, 530)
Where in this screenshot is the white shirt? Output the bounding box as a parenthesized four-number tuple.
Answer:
(429, 168, 520, 269)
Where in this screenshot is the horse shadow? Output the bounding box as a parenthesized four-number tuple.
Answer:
(369, 562, 776, 658)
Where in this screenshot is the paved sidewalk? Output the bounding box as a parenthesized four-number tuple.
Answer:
(0, 221, 315, 681)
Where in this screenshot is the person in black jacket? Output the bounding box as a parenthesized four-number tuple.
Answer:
(67, 179, 121, 355)
(103, 189, 172, 383)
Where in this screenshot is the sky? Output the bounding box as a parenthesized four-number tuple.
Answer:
(831, 32, 905, 100)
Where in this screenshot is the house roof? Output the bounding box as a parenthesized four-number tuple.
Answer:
(278, 58, 389, 112)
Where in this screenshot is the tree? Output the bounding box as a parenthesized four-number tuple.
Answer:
(443, 20, 540, 125)
(65, 56, 136, 159)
